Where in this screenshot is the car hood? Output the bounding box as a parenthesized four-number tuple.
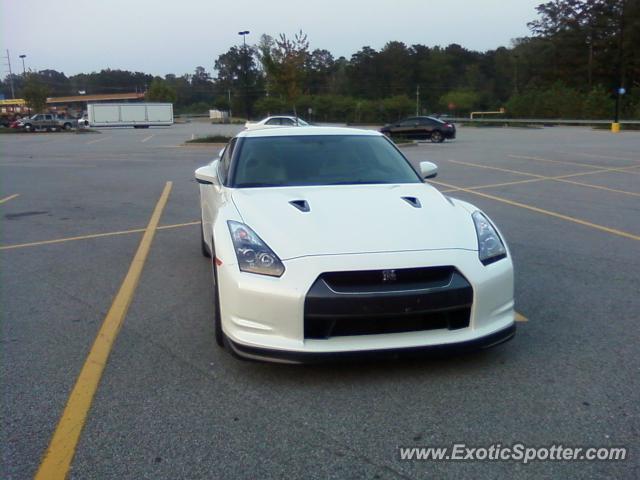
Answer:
(231, 184, 478, 259)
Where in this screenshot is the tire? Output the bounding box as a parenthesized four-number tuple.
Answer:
(211, 242, 224, 347)
(201, 221, 211, 257)
(63, 123, 72, 130)
(430, 130, 444, 143)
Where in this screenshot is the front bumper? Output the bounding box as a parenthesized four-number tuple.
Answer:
(226, 323, 515, 363)
(217, 249, 514, 362)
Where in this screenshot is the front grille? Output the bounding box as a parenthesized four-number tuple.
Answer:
(320, 265, 452, 293)
(304, 266, 472, 339)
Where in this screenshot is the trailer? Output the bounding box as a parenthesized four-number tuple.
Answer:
(87, 103, 173, 128)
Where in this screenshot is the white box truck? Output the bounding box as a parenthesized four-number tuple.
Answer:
(87, 103, 173, 128)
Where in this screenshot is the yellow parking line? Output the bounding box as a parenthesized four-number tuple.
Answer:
(573, 152, 640, 163)
(141, 134, 154, 143)
(0, 221, 199, 251)
(429, 180, 640, 241)
(436, 178, 542, 193)
(85, 136, 109, 145)
(157, 220, 200, 230)
(449, 159, 544, 178)
(509, 154, 606, 170)
(0, 228, 145, 250)
(515, 312, 528, 322)
(436, 166, 630, 193)
(448, 160, 640, 197)
(553, 177, 640, 197)
(0, 193, 19, 204)
(35, 182, 172, 480)
(509, 154, 640, 174)
(0, 163, 96, 168)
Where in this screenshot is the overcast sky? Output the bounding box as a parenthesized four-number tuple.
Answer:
(2, 0, 542, 77)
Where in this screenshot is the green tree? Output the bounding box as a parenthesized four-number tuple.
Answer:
(381, 95, 413, 122)
(254, 96, 289, 116)
(145, 78, 177, 103)
(440, 89, 480, 113)
(583, 85, 614, 118)
(21, 75, 50, 113)
(259, 30, 309, 113)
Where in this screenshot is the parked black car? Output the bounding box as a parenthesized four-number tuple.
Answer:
(380, 116, 456, 143)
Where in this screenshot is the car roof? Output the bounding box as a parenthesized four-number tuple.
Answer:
(237, 126, 382, 138)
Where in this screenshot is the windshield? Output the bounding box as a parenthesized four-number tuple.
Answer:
(231, 135, 421, 188)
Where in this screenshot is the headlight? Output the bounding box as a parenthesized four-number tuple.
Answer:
(227, 221, 285, 277)
(472, 211, 507, 265)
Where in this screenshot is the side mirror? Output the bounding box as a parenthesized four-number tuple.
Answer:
(195, 163, 219, 185)
(420, 161, 438, 179)
(218, 148, 225, 159)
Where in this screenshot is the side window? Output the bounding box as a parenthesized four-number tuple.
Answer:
(265, 118, 280, 125)
(281, 118, 295, 126)
(218, 138, 236, 184)
(45, 115, 53, 120)
(399, 119, 416, 127)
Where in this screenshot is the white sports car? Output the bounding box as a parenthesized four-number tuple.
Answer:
(196, 127, 515, 363)
(244, 116, 309, 130)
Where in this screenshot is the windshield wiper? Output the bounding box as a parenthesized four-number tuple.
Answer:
(236, 182, 282, 188)
(325, 180, 391, 185)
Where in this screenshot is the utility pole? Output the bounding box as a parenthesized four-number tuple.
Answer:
(238, 30, 250, 120)
(586, 36, 593, 90)
(612, 0, 626, 132)
(415, 85, 420, 116)
(227, 88, 232, 119)
(513, 54, 519, 94)
(3, 49, 15, 99)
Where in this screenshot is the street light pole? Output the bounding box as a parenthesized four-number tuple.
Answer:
(4, 49, 15, 99)
(19, 54, 26, 75)
(238, 30, 250, 121)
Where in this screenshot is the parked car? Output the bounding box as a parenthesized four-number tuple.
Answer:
(77, 114, 89, 128)
(245, 116, 309, 130)
(380, 116, 456, 143)
(195, 127, 515, 363)
(18, 113, 75, 132)
(55, 114, 77, 130)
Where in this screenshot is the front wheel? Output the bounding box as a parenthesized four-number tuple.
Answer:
(201, 221, 211, 258)
(430, 130, 444, 143)
(63, 123, 72, 130)
(211, 243, 224, 347)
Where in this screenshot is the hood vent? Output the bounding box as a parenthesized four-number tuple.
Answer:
(401, 196, 421, 208)
(289, 199, 310, 212)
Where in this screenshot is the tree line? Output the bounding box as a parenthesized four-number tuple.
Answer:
(3, 0, 638, 121)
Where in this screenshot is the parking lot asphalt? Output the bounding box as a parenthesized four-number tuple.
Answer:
(1, 124, 639, 479)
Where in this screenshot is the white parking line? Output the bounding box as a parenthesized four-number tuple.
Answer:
(571, 152, 640, 163)
(0, 193, 19, 204)
(141, 134, 154, 143)
(85, 136, 109, 145)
